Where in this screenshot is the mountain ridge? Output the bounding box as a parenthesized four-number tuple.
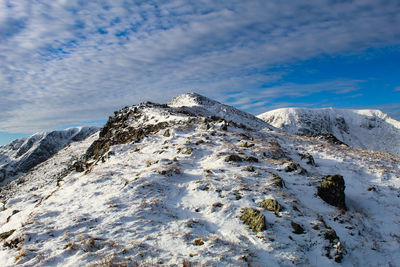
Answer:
(0, 93, 399, 266)
(258, 107, 400, 155)
(0, 127, 99, 184)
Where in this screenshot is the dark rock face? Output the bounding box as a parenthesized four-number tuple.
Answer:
(317, 174, 346, 210)
(85, 105, 170, 163)
(240, 208, 266, 233)
(312, 133, 347, 146)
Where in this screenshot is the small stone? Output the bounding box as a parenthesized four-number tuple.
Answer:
(284, 162, 300, 172)
(194, 238, 204, 246)
(225, 155, 243, 162)
(73, 161, 85, 172)
(300, 152, 315, 166)
(246, 165, 255, 172)
(291, 221, 305, 234)
(163, 129, 170, 137)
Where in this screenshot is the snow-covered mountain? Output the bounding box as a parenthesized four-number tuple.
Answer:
(258, 108, 400, 155)
(1, 94, 399, 266)
(168, 92, 271, 130)
(0, 127, 99, 183)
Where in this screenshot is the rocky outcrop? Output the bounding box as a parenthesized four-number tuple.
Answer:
(317, 174, 346, 210)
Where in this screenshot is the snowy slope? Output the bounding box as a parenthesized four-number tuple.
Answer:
(0, 94, 399, 266)
(0, 127, 99, 183)
(258, 108, 400, 155)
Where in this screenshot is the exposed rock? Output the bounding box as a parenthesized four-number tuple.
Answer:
(194, 238, 204, 246)
(312, 133, 347, 146)
(317, 174, 346, 210)
(240, 142, 254, 148)
(195, 140, 204, 145)
(284, 162, 299, 172)
(244, 156, 258, 162)
(282, 159, 307, 175)
(283, 160, 307, 174)
(246, 165, 255, 172)
(291, 221, 305, 234)
(270, 172, 285, 188)
(322, 224, 343, 263)
(225, 155, 243, 162)
(85, 108, 170, 163)
(0, 229, 15, 240)
(260, 199, 282, 216)
(73, 161, 85, 172)
(163, 129, 171, 137)
(240, 208, 266, 233)
(300, 152, 315, 166)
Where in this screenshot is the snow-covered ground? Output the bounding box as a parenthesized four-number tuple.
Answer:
(0, 94, 399, 266)
(258, 108, 400, 155)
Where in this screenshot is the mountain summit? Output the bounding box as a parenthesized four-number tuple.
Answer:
(258, 107, 400, 155)
(0, 94, 399, 266)
(169, 93, 271, 130)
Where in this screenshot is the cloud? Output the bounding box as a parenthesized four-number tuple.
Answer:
(1, 0, 400, 132)
(224, 79, 364, 112)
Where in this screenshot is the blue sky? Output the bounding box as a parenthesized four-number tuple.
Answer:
(1, 0, 400, 145)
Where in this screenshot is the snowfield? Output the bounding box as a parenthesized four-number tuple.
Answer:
(0, 94, 399, 266)
(258, 107, 400, 155)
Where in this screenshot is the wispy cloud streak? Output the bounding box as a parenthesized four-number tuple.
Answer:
(1, 0, 400, 132)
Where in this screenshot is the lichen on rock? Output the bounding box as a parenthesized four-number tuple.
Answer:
(260, 199, 282, 216)
(270, 172, 285, 188)
(240, 208, 266, 233)
(317, 174, 346, 210)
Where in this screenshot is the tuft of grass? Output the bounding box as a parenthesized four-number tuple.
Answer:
(15, 248, 27, 263)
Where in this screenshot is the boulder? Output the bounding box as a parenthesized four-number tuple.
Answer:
(318, 174, 346, 210)
(240, 208, 266, 233)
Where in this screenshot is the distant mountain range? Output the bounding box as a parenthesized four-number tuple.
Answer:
(258, 107, 400, 155)
(0, 127, 99, 183)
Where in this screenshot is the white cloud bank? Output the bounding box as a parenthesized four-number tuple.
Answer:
(1, 0, 400, 132)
